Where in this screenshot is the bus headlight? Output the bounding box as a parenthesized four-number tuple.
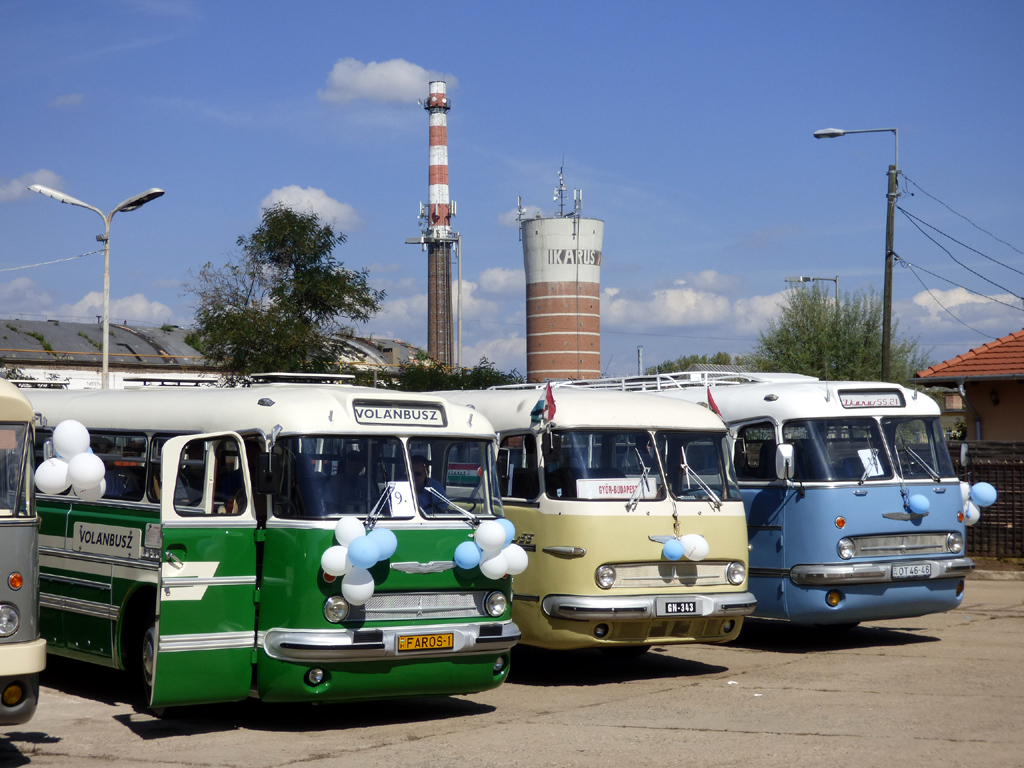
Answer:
(947, 532, 964, 554)
(323, 596, 349, 624)
(837, 538, 855, 560)
(595, 565, 617, 589)
(0, 605, 19, 637)
(485, 591, 508, 617)
(726, 561, 746, 585)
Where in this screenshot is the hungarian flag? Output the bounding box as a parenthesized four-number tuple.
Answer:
(531, 383, 557, 425)
(707, 386, 722, 417)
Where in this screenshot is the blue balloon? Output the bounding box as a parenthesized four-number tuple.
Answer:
(366, 528, 398, 560)
(496, 517, 516, 547)
(970, 482, 997, 508)
(454, 541, 482, 570)
(663, 538, 684, 561)
(908, 494, 930, 514)
(348, 537, 381, 570)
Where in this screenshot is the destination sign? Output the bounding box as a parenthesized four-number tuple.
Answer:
(72, 522, 142, 559)
(352, 401, 447, 428)
(839, 390, 904, 409)
(577, 477, 658, 500)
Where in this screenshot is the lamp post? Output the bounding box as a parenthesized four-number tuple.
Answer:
(785, 275, 839, 301)
(813, 126, 898, 380)
(28, 185, 165, 388)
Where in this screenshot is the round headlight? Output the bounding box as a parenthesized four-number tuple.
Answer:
(485, 590, 508, 617)
(837, 537, 855, 560)
(0, 605, 19, 637)
(595, 565, 617, 589)
(947, 531, 964, 554)
(323, 596, 349, 624)
(726, 561, 746, 585)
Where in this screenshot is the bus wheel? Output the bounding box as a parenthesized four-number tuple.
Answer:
(139, 620, 165, 716)
(600, 644, 651, 660)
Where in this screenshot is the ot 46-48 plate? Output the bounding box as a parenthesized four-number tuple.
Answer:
(892, 562, 932, 580)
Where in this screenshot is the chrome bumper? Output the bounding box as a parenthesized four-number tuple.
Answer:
(261, 620, 520, 663)
(541, 592, 757, 622)
(789, 557, 974, 586)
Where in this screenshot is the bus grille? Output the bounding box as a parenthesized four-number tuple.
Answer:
(849, 533, 950, 558)
(608, 562, 730, 589)
(353, 591, 488, 621)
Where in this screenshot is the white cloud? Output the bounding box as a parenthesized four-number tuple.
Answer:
(318, 58, 456, 104)
(49, 94, 84, 109)
(460, 334, 525, 373)
(0, 170, 63, 203)
(0, 278, 54, 313)
(261, 186, 361, 230)
(498, 205, 543, 227)
(601, 286, 732, 328)
(478, 267, 524, 295)
(732, 292, 787, 335)
(59, 292, 175, 325)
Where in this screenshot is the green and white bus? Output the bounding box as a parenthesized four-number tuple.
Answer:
(27, 383, 519, 710)
(0, 379, 45, 723)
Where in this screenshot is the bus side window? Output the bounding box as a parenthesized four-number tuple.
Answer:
(500, 434, 539, 500)
(735, 422, 776, 481)
(150, 436, 205, 514)
(91, 432, 147, 502)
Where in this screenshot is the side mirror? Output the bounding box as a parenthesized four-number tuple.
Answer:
(256, 452, 282, 495)
(542, 432, 562, 465)
(959, 442, 969, 468)
(775, 444, 795, 481)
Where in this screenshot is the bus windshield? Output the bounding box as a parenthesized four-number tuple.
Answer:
(0, 423, 29, 517)
(781, 418, 892, 482)
(545, 430, 666, 501)
(881, 416, 956, 480)
(276, 434, 503, 519)
(656, 431, 740, 501)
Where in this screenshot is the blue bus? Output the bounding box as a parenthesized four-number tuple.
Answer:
(560, 373, 975, 626)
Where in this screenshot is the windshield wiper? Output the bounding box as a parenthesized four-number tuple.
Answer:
(895, 436, 941, 482)
(423, 486, 480, 526)
(680, 454, 722, 511)
(625, 447, 652, 513)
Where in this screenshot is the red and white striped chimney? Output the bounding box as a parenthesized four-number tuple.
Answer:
(426, 81, 451, 234)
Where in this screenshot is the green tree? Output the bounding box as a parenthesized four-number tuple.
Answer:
(186, 205, 385, 382)
(359, 357, 524, 392)
(650, 351, 733, 374)
(744, 284, 928, 383)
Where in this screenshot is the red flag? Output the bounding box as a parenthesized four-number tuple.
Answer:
(545, 382, 557, 421)
(707, 386, 722, 417)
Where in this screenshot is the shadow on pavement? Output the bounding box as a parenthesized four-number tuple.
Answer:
(508, 645, 727, 687)
(730, 618, 940, 653)
(0, 732, 62, 768)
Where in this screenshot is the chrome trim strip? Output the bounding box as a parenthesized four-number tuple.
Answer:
(390, 561, 456, 574)
(162, 575, 256, 588)
(40, 573, 110, 591)
(261, 621, 520, 662)
(158, 631, 255, 653)
(40, 593, 119, 621)
(542, 546, 587, 558)
(161, 519, 257, 530)
(789, 557, 974, 586)
(39, 546, 160, 570)
(541, 592, 757, 621)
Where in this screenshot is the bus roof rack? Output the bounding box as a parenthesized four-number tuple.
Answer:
(123, 375, 218, 387)
(250, 372, 356, 384)
(491, 371, 818, 392)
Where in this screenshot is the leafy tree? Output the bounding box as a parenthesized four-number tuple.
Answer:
(358, 357, 524, 392)
(650, 351, 733, 374)
(744, 284, 928, 383)
(186, 205, 384, 382)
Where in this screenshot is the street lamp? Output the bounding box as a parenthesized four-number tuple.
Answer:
(785, 275, 839, 301)
(28, 185, 165, 389)
(813, 126, 898, 380)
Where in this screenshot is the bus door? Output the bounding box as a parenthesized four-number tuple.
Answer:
(153, 432, 257, 708)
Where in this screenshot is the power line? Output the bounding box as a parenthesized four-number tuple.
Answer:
(896, 257, 993, 338)
(894, 253, 1023, 312)
(0, 250, 103, 273)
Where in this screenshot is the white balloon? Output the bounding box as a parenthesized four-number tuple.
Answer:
(960, 481, 972, 505)
(67, 452, 105, 489)
(335, 516, 366, 546)
(321, 545, 351, 577)
(73, 478, 106, 502)
(964, 500, 981, 527)
(53, 420, 90, 459)
(35, 458, 71, 495)
(679, 533, 710, 562)
(475, 520, 507, 553)
(503, 543, 529, 576)
(479, 550, 509, 579)
(341, 568, 375, 606)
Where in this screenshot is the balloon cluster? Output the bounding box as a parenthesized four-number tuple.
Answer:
(34, 420, 106, 502)
(453, 518, 528, 579)
(662, 533, 710, 562)
(320, 517, 398, 606)
(959, 481, 996, 526)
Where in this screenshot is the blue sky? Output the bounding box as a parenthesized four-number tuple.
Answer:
(2, 1, 1022, 376)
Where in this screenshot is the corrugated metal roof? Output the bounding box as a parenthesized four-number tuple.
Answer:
(915, 328, 1024, 381)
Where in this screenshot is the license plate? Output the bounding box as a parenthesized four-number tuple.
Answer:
(661, 600, 698, 616)
(396, 632, 454, 652)
(892, 563, 932, 580)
